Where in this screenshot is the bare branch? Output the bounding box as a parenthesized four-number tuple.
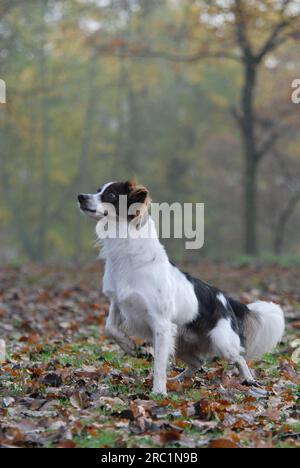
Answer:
(255, 102, 299, 160)
(234, 0, 254, 60)
(255, 19, 292, 63)
(257, 131, 280, 161)
(95, 42, 241, 63)
(255, 0, 300, 63)
(274, 150, 300, 192)
(230, 106, 244, 128)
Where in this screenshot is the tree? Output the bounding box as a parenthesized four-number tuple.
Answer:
(1, 0, 299, 262)
(273, 150, 300, 255)
(94, 0, 300, 255)
(227, 0, 300, 254)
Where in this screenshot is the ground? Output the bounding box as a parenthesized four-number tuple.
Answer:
(0, 262, 299, 449)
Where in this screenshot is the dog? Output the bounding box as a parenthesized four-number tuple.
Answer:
(78, 180, 285, 395)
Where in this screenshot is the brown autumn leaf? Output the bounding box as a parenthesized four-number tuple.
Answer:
(290, 321, 300, 329)
(159, 426, 182, 444)
(210, 438, 240, 449)
(166, 380, 183, 392)
(193, 400, 215, 420)
(263, 407, 281, 422)
(172, 420, 191, 430)
(70, 390, 90, 410)
(56, 440, 77, 449)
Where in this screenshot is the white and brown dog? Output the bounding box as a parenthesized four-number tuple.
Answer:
(78, 180, 285, 395)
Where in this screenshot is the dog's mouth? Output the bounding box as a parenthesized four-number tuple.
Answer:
(81, 207, 96, 214)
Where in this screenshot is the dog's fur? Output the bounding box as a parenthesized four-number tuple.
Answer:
(78, 180, 285, 394)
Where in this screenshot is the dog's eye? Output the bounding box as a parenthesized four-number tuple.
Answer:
(107, 192, 117, 201)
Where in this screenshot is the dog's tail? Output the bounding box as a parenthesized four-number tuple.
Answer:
(244, 301, 285, 360)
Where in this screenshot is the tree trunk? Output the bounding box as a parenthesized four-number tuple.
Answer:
(274, 193, 300, 255)
(240, 61, 259, 255)
(37, 0, 49, 262)
(0, 111, 39, 260)
(73, 51, 98, 263)
(244, 154, 258, 255)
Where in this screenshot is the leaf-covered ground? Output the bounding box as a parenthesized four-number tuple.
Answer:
(0, 262, 299, 448)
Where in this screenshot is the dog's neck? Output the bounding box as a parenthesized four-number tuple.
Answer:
(98, 216, 167, 264)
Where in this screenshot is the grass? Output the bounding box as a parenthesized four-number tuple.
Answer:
(234, 253, 300, 267)
(76, 430, 121, 448)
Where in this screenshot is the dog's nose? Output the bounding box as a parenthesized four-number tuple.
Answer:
(78, 194, 87, 204)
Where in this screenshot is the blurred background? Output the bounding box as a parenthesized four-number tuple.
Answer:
(0, 0, 299, 265)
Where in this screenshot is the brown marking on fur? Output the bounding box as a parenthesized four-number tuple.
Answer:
(100, 180, 151, 222)
(127, 180, 151, 219)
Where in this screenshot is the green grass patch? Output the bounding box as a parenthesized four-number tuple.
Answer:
(76, 430, 121, 448)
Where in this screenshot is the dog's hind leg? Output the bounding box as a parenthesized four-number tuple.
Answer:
(105, 302, 136, 356)
(235, 356, 258, 386)
(209, 318, 257, 386)
(171, 335, 204, 382)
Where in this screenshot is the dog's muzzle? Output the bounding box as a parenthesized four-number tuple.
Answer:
(78, 194, 96, 213)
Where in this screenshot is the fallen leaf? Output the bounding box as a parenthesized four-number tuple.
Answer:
(210, 438, 240, 449)
(291, 347, 300, 365)
(42, 373, 63, 388)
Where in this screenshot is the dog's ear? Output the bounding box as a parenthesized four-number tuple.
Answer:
(126, 180, 151, 219)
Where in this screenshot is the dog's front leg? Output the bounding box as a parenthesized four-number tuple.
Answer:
(152, 321, 175, 395)
(105, 303, 136, 356)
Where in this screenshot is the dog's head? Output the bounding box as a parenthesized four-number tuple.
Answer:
(77, 180, 151, 222)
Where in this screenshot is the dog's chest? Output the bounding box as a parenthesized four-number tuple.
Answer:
(103, 260, 171, 340)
